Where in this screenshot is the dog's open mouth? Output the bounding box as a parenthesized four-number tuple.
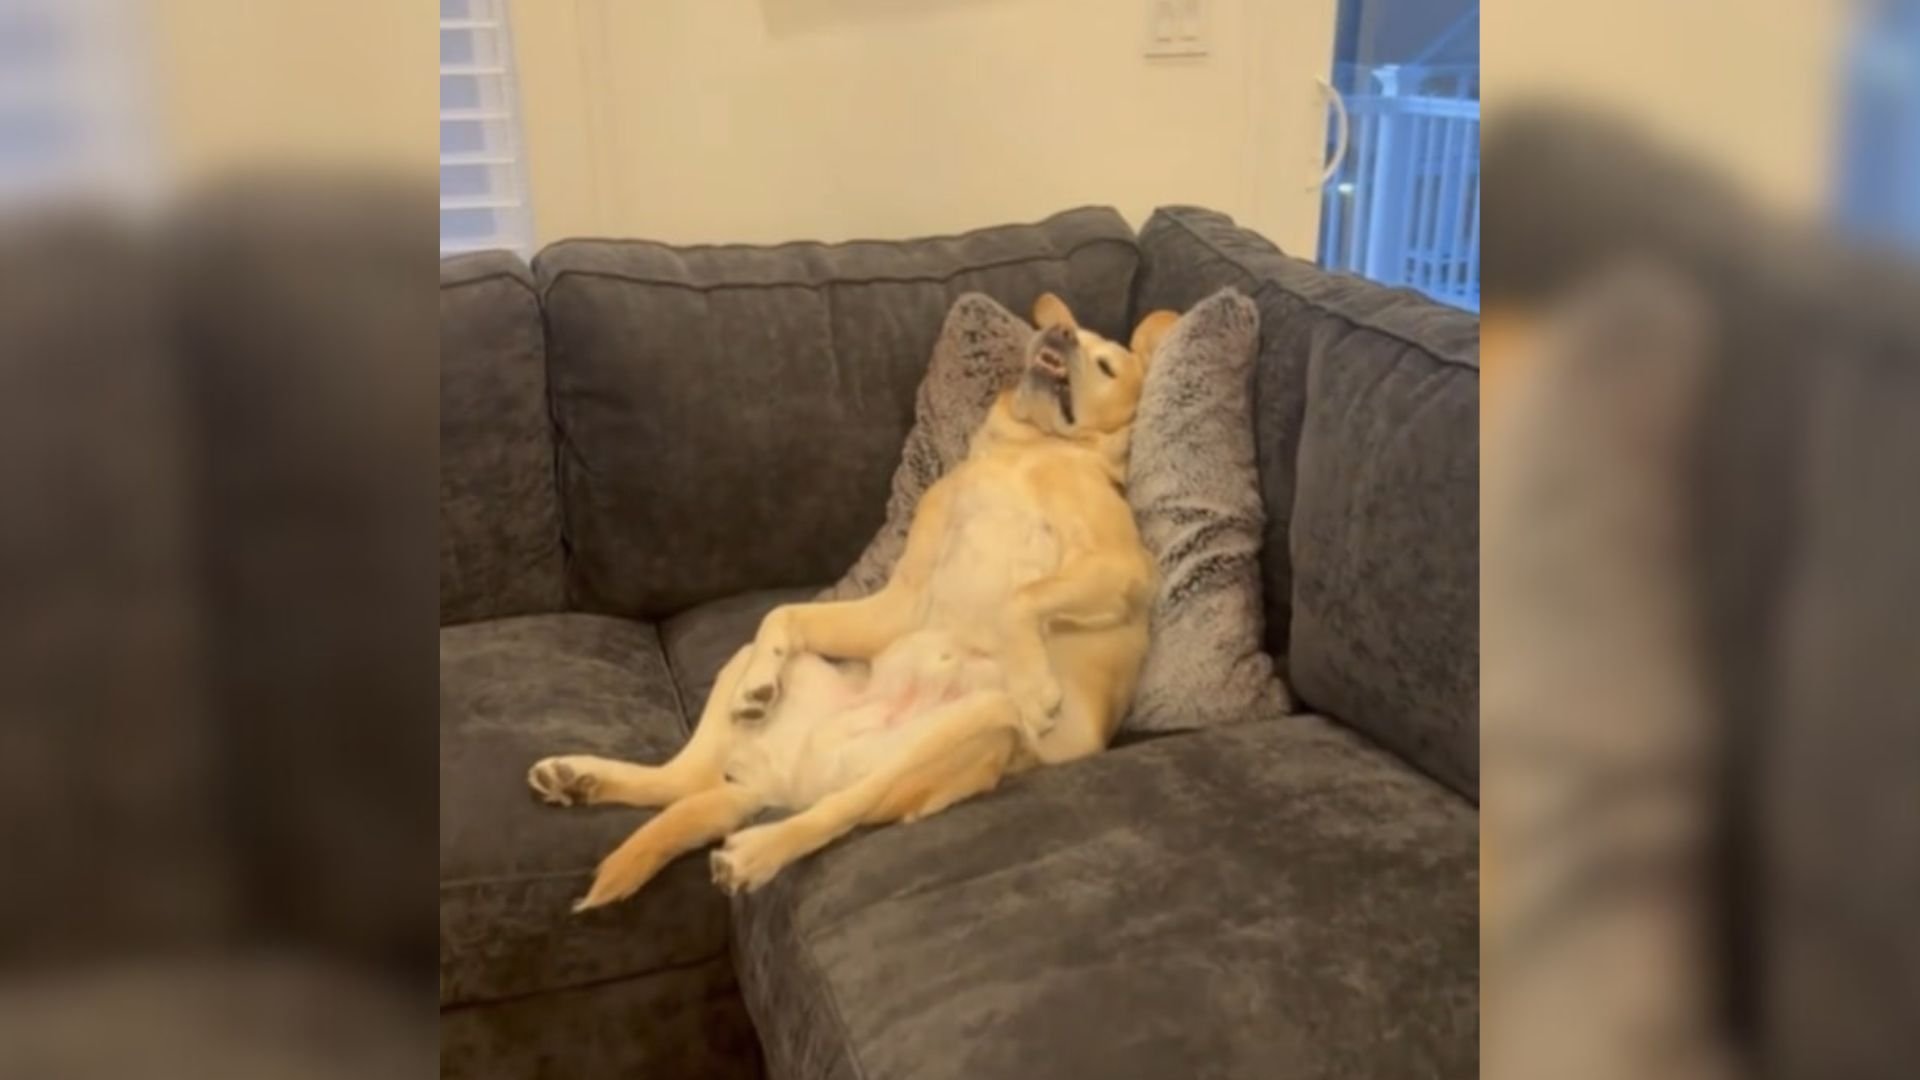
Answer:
(1026, 364, 1074, 426)
(1029, 327, 1076, 426)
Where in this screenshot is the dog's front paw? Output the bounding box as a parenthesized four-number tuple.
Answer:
(710, 826, 788, 895)
(1010, 674, 1063, 743)
(730, 643, 788, 725)
(528, 756, 602, 807)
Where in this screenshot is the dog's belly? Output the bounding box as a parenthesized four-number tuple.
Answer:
(724, 631, 1006, 809)
(725, 481, 1053, 810)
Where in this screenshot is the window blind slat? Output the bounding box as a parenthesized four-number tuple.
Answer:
(438, 0, 530, 256)
(440, 196, 521, 211)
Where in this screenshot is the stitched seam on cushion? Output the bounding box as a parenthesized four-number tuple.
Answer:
(1158, 211, 1480, 372)
(441, 273, 562, 625)
(440, 867, 591, 890)
(440, 268, 537, 298)
(534, 288, 588, 614)
(660, 634, 697, 739)
(535, 235, 1141, 307)
(536, 204, 1125, 257)
(776, 886, 873, 1080)
(438, 946, 736, 1011)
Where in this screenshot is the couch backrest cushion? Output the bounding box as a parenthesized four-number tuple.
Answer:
(533, 207, 1140, 619)
(1134, 206, 1479, 798)
(440, 252, 566, 625)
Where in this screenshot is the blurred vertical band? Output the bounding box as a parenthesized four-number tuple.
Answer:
(1835, 0, 1920, 251)
(1481, 44, 1920, 1080)
(0, 1, 439, 1076)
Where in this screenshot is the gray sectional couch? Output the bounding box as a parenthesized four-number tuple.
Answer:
(439, 206, 1480, 1079)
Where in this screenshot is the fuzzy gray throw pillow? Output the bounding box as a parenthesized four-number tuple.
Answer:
(819, 293, 1030, 601)
(1127, 288, 1292, 731)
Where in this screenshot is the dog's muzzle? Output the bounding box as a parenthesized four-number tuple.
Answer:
(1031, 323, 1073, 378)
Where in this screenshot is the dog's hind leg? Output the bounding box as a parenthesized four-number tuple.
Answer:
(709, 692, 1022, 894)
(729, 479, 955, 721)
(530, 646, 752, 808)
(572, 781, 764, 912)
(732, 587, 917, 722)
(892, 729, 1018, 823)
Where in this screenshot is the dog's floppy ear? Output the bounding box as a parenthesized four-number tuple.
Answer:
(1130, 310, 1180, 366)
(1033, 292, 1079, 331)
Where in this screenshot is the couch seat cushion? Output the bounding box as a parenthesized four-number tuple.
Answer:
(734, 715, 1478, 1080)
(439, 614, 729, 1005)
(661, 587, 818, 731)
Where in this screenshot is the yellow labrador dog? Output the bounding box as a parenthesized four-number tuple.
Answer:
(531, 294, 1179, 911)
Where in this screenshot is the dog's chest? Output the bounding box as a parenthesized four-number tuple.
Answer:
(929, 476, 1061, 612)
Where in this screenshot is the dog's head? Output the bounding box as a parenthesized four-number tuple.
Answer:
(1007, 293, 1179, 440)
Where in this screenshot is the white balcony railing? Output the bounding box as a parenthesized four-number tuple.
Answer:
(1320, 63, 1481, 312)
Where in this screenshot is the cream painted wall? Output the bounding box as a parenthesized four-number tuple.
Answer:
(512, 0, 1337, 252)
(1482, 0, 1844, 214)
(153, 0, 437, 183)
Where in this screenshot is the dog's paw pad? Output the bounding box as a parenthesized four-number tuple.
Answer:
(710, 850, 743, 894)
(710, 831, 781, 895)
(528, 757, 598, 806)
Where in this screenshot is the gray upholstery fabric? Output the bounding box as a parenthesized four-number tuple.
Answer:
(440, 253, 565, 626)
(734, 715, 1478, 1080)
(0, 219, 232, 958)
(439, 615, 732, 1006)
(533, 207, 1140, 619)
(1133, 207, 1479, 667)
(1132, 207, 1316, 660)
(170, 182, 439, 966)
(663, 587, 819, 734)
(1289, 297, 1480, 799)
(1479, 263, 1732, 1079)
(0, 959, 434, 1078)
(1128, 288, 1291, 732)
(819, 293, 1031, 601)
(1484, 113, 1920, 1076)
(1135, 207, 1479, 797)
(441, 954, 761, 1080)
(1757, 271, 1920, 1078)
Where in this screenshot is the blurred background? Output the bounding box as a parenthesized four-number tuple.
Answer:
(1, 0, 435, 1076)
(1480, 2, 1919, 1078)
(1, 0, 1916, 1076)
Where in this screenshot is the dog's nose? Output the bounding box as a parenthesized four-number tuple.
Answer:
(1039, 323, 1074, 351)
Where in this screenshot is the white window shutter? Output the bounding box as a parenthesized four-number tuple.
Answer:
(0, 0, 152, 208)
(439, 0, 534, 257)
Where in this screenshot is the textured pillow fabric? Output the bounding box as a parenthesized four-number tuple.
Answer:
(1127, 289, 1291, 731)
(1133, 206, 1478, 665)
(819, 293, 1031, 601)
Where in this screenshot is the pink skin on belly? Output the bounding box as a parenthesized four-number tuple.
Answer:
(843, 679, 974, 735)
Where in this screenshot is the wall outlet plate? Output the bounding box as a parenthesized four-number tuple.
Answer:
(1144, 0, 1209, 58)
